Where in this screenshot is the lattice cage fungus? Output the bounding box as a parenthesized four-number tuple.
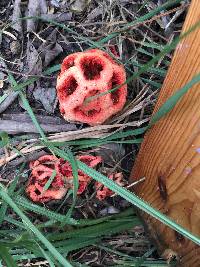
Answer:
(56, 49, 127, 125)
(26, 155, 102, 203)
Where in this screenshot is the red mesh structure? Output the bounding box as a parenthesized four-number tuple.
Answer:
(26, 155, 67, 203)
(56, 49, 127, 125)
(95, 172, 124, 200)
(26, 154, 102, 202)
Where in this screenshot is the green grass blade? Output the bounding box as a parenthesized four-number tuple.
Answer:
(0, 245, 18, 267)
(38, 245, 56, 267)
(150, 73, 200, 127)
(131, 61, 166, 77)
(52, 146, 200, 246)
(141, 78, 161, 89)
(7, 63, 59, 95)
(0, 163, 25, 224)
(0, 185, 72, 267)
(18, 91, 47, 141)
(0, 93, 8, 104)
(42, 170, 57, 194)
(43, 64, 61, 75)
(74, 139, 143, 150)
(8, 74, 48, 142)
(0, 131, 10, 148)
(63, 147, 79, 220)
(4, 216, 27, 229)
(139, 41, 164, 51)
(15, 196, 75, 224)
(48, 217, 140, 241)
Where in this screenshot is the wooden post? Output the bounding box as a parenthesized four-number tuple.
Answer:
(130, 0, 200, 266)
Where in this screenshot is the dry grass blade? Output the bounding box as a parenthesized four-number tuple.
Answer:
(0, 117, 147, 167)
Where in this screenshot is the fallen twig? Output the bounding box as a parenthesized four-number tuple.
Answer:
(0, 120, 77, 134)
(0, 91, 18, 114)
(8, 150, 47, 166)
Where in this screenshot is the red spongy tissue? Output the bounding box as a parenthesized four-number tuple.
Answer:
(26, 155, 102, 203)
(26, 154, 125, 203)
(56, 49, 127, 125)
(95, 172, 124, 200)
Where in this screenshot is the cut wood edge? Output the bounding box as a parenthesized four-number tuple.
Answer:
(130, 0, 200, 266)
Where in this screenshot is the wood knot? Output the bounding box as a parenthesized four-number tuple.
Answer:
(157, 176, 168, 201)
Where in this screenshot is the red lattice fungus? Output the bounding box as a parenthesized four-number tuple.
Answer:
(26, 155, 67, 203)
(95, 172, 125, 201)
(26, 155, 102, 203)
(56, 155, 102, 195)
(57, 49, 127, 125)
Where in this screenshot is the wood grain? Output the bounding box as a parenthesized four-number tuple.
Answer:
(130, 0, 200, 266)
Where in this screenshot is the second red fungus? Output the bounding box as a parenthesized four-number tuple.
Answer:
(26, 154, 102, 203)
(26, 154, 125, 203)
(95, 172, 125, 200)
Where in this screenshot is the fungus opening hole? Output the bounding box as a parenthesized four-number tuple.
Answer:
(59, 76, 78, 99)
(74, 90, 101, 117)
(81, 57, 104, 80)
(80, 158, 92, 166)
(35, 188, 41, 195)
(40, 162, 55, 170)
(62, 56, 75, 71)
(75, 107, 100, 117)
(30, 176, 36, 184)
(110, 72, 121, 104)
(67, 76, 78, 95)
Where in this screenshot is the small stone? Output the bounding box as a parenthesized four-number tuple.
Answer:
(99, 206, 119, 216)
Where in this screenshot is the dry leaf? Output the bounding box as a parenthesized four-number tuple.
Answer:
(0, 91, 19, 113)
(86, 6, 102, 21)
(27, 0, 47, 32)
(39, 42, 63, 67)
(41, 12, 72, 23)
(37, 29, 63, 66)
(95, 143, 125, 166)
(26, 43, 42, 75)
(10, 40, 21, 55)
(33, 87, 57, 113)
(70, 0, 91, 13)
(12, 0, 23, 34)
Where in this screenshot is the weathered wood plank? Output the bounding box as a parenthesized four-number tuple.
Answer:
(130, 0, 200, 266)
